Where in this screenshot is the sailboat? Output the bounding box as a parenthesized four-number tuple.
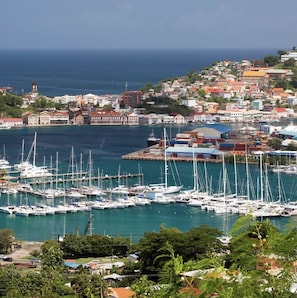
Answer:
(146, 128, 183, 199)
(0, 145, 11, 170)
(14, 139, 30, 171)
(16, 133, 52, 178)
(80, 151, 104, 197)
(251, 154, 285, 218)
(0, 189, 16, 215)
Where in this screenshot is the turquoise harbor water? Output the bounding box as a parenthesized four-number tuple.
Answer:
(0, 125, 295, 242)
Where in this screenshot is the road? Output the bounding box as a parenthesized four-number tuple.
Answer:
(1, 241, 42, 265)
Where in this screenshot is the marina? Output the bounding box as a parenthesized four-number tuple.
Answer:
(0, 48, 296, 244)
(0, 125, 296, 242)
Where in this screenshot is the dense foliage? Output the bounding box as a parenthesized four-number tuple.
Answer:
(138, 225, 222, 274)
(137, 96, 192, 116)
(0, 229, 15, 254)
(60, 234, 130, 258)
(2, 216, 297, 296)
(31, 97, 64, 111)
(0, 94, 65, 118)
(184, 70, 201, 84)
(0, 94, 23, 117)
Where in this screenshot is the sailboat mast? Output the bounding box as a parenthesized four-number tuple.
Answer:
(245, 153, 250, 201)
(88, 150, 92, 187)
(55, 152, 59, 189)
(32, 132, 37, 167)
(222, 154, 226, 198)
(233, 154, 238, 197)
(21, 139, 25, 164)
(260, 153, 263, 202)
(192, 149, 197, 192)
(164, 127, 168, 189)
(70, 146, 76, 186)
(277, 162, 282, 202)
(204, 161, 209, 194)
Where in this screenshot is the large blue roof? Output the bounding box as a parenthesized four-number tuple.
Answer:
(278, 130, 297, 138)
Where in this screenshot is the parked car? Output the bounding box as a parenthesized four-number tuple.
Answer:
(3, 256, 13, 262)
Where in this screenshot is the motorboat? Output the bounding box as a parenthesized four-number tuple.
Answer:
(20, 165, 52, 178)
(0, 205, 16, 215)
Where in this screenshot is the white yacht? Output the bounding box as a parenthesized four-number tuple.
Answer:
(20, 165, 52, 178)
(0, 205, 16, 215)
(15, 205, 34, 216)
(0, 158, 11, 170)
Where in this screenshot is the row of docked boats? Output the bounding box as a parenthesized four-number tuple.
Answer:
(170, 153, 297, 218)
(0, 174, 296, 218)
(174, 190, 296, 218)
(0, 194, 152, 216)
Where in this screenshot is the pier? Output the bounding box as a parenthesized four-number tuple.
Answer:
(15, 172, 144, 186)
(122, 146, 220, 163)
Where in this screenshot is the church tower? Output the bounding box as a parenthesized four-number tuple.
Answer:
(31, 80, 38, 95)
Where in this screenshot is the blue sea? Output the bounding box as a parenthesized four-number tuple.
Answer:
(0, 48, 278, 96)
(0, 48, 293, 242)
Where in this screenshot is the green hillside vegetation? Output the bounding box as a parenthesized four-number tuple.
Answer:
(1, 216, 297, 297)
(30, 97, 64, 111)
(0, 93, 23, 118)
(0, 94, 65, 118)
(136, 96, 192, 116)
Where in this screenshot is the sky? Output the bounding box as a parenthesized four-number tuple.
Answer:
(1, 0, 296, 49)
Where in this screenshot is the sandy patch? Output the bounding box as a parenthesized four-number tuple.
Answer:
(8, 241, 42, 260)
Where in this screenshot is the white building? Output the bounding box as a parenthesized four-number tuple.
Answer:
(281, 52, 297, 62)
(173, 114, 185, 124)
(216, 110, 244, 122)
(181, 98, 197, 108)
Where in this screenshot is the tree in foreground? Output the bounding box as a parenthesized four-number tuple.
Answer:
(0, 229, 15, 253)
(138, 225, 221, 274)
(40, 240, 65, 271)
(71, 266, 108, 298)
(191, 215, 297, 297)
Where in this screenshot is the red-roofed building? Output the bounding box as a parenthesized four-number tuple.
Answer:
(271, 107, 288, 119)
(206, 87, 224, 96)
(0, 118, 23, 128)
(272, 88, 284, 96)
(90, 110, 139, 125)
(107, 287, 134, 298)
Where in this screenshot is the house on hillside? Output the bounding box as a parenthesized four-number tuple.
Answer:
(266, 69, 294, 81)
(271, 107, 288, 119)
(241, 69, 269, 88)
(173, 114, 185, 124)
